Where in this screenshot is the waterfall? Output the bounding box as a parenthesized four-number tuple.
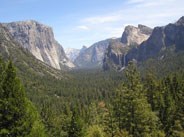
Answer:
(119, 53, 126, 72)
(123, 53, 126, 67)
(119, 54, 122, 66)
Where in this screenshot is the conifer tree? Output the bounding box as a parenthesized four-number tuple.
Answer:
(0, 61, 31, 136)
(159, 75, 184, 136)
(86, 103, 99, 126)
(0, 60, 47, 137)
(103, 104, 117, 137)
(113, 62, 163, 137)
(144, 72, 159, 111)
(68, 109, 84, 137)
(85, 125, 105, 137)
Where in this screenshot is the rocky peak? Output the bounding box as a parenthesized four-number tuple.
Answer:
(82, 45, 87, 49)
(175, 16, 184, 25)
(79, 45, 87, 54)
(138, 24, 152, 35)
(121, 25, 152, 46)
(3, 20, 74, 70)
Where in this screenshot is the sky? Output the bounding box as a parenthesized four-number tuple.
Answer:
(0, 0, 184, 49)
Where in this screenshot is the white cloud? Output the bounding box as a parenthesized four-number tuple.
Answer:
(127, 0, 148, 4)
(79, 0, 184, 30)
(76, 25, 90, 30)
(82, 15, 122, 24)
(116, 0, 184, 27)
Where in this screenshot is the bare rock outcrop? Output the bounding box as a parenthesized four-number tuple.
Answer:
(3, 20, 74, 69)
(103, 25, 152, 70)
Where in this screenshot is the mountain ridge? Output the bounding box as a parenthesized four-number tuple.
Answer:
(103, 16, 184, 71)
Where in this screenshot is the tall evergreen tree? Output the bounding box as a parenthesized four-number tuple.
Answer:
(0, 61, 31, 136)
(85, 125, 105, 137)
(113, 62, 163, 137)
(0, 60, 47, 137)
(68, 109, 84, 137)
(144, 72, 159, 111)
(159, 75, 184, 136)
(86, 103, 99, 126)
(103, 104, 117, 137)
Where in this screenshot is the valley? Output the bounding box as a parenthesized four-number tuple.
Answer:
(0, 3, 184, 136)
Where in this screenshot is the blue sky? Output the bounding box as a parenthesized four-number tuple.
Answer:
(1, 0, 184, 49)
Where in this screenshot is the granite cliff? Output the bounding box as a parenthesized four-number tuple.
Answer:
(3, 20, 74, 70)
(0, 23, 64, 78)
(103, 25, 152, 70)
(121, 24, 152, 46)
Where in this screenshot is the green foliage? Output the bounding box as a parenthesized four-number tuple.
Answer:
(0, 59, 46, 137)
(103, 104, 118, 137)
(1, 21, 184, 137)
(144, 72, 160, 111)
(114, 130, 132, 137)
(1, 58, 183, 137)
(0, 61, 31, 136)
(85, 125, 105, 137)
(86, 103, 99, 126)
(158, 74, 184, 136)
(26, 100, 47, 137)
(113, 62, 162, 137)
(0, 57, 184, 137)
(68, 109, 84, 137)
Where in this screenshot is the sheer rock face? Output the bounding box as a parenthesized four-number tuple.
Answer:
(0, 24, 65, 78)
(3, 20, 74, 70)
(121, 24, 152, 46)
(103, 25, 152, 70)
(103, 41, 126, 71)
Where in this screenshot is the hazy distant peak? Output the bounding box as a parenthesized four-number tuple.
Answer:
(110, 37, 118, 39)
(82, 45, 88, 49)
(65, 48, 80, 62)
(176, 16, 184, 25)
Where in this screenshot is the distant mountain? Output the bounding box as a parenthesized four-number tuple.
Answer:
(79, 45, 88, 54)
(103, 25, 152, 70)
(65, 48, 80, 62)
(74, 38, 120, 69)
(3, 20, 75, 70)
